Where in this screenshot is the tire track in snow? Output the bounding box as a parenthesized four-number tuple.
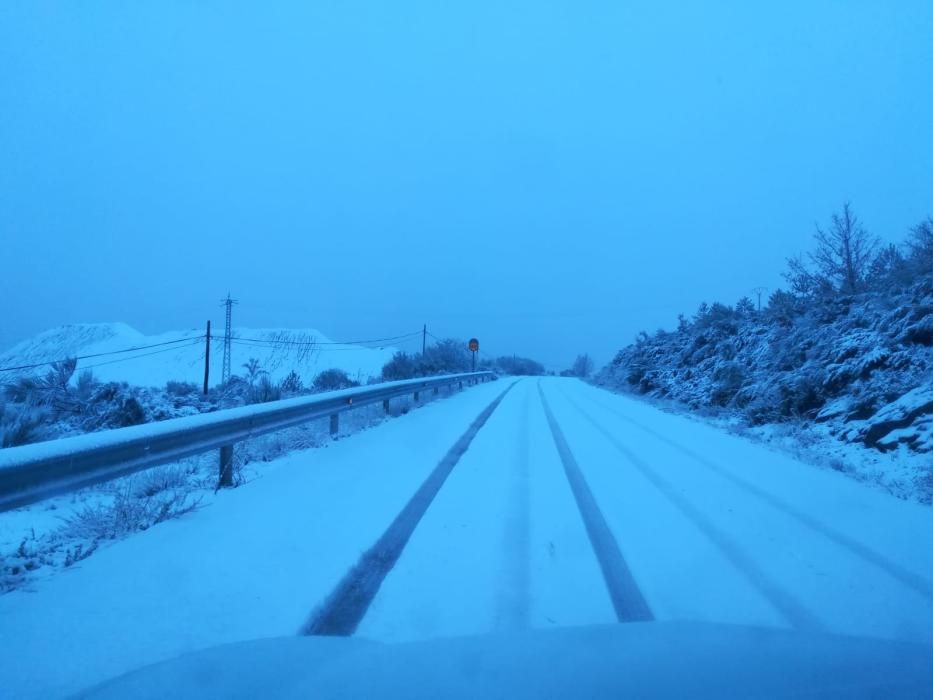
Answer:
(537, 382, 654, 622)
(494, 382, 531, 630)
(561, 392, 823, 632)
(301, 381, 517, 636)
(574, 386, 933, 606)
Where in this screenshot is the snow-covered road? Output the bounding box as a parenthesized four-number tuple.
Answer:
(3, 378, 933, 698)
(358, 378, 933, 642)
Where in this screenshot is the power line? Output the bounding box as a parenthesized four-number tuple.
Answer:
(227, 339, 404, 353)
(0, 337, 198, 374)
(214, 331, 423, 347)
(76, 339, 205, 372)
(0, 327, 425, 376)
(225, 339, 357, 351)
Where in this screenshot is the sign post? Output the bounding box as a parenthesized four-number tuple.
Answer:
(468, 338, 479, 372)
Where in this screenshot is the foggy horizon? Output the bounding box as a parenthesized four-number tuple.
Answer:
(2, 2, 932, 369)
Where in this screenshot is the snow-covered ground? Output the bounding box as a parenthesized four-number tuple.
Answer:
(598, 388, 933, 505)
(0, 322, 398, 387)
(0, 390, 437, 594)
(2, 378, 933, 699)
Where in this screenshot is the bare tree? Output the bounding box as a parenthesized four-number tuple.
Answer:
(784, 254, 831, 298)
(810, 203, 878, 294)
(908, 217, 933, 273)
(571, 354, 594, 378)
(866, 243, 908, 289)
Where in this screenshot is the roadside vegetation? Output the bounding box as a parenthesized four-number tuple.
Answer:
(381, 337, 547, 379)
(597, 205, 932, 496)
(1, 329, 546, 592)
(1, 358, 425, 592)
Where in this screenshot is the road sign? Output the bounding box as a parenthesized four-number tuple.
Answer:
(468, 338, 479, 352)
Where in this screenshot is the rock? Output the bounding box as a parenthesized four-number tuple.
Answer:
(876, 416, 933, 452)
(815, 398, 851, 422)
(860, 387, 933, 450)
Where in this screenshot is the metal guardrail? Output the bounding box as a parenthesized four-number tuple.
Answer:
(0, 371, 496, 512)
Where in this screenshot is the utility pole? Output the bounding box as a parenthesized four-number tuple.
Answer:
(203, 320, 211, 395)
(752, 286, 768, 312)
(220, 293, 238, 384)
(422, 323, 427, 356)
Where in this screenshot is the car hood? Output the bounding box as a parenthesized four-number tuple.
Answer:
(74, 621, 933, 700)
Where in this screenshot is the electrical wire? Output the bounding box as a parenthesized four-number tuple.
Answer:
(0, 336, 200, 373)
(74, 339, 206, 372)
(0, 328, 427, 375)
(227, 339, 396, 353)
(212, 331, 422, 347)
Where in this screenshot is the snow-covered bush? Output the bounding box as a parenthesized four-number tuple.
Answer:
(280, 370, 304, 395)
(131, 465, 191, 499)
(248, 375, 281, 404)
(382, 338, 528, 382)
(382, 351, 419, 380)
(381, 339, 486, 380)
(482, 355, 545, 376)
(565, 354, 594, 378)
(596, 212, 933, 457)
(165, 380, 199, 397)
(80, 382, 148, 430)
(0, 402, 50, 447)
(312, 368, 358, 392)
(75, 370, 99, 400)
(711, 361, 744, 406)
(60, 483, 199, 542)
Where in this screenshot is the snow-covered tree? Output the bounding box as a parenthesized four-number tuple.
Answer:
(811, 203, 879, 294)
(784, 254, 832, 298)
(571, 354, 594, 378)
(735, 297, 756, 316)
(866, 243, 909, 289)
(908, 217, 933, 273)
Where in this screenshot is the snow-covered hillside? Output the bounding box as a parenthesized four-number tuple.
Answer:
(0, 323, 398, 388)
(597, 275, 933, 455)
(594, 273, 933, 504)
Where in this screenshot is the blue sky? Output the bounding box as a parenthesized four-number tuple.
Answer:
(1, 1, 931, 368)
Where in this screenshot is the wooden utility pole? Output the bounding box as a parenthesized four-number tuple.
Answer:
(422, 324, 427, 356)
(203, 320, 211, 395)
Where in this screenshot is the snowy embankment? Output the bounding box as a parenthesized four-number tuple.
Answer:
(0, 386, 455, 594)
(0, 323, 414, 593)
(597, 275, 933, 503)
(0, 322, 397, 387)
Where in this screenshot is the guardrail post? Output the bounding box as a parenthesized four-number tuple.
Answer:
(330, 414, 339, 437)
(0, 372, 501, 512)
(433, 387, 439, 395)
(219, 445, 234, 488)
